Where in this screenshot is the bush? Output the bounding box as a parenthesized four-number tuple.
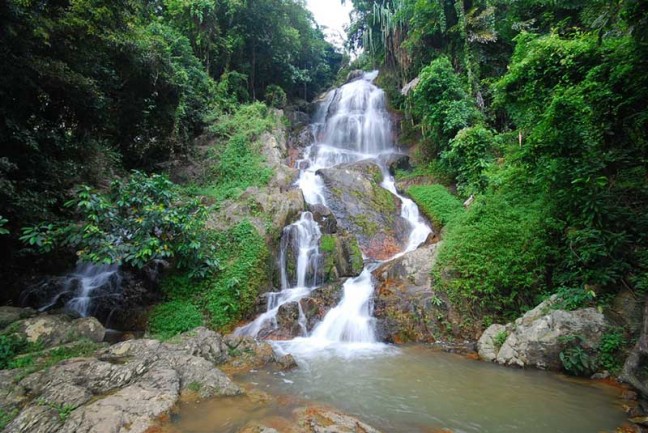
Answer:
(20, 171, 216, 276)
(406, 184, 464, 229)
(151, 220, 269, 336)
(264, 84, 287, 109)
(433, 172, 552, 318)
(442, 126, 495, 195)
(148, 300, 204, 339)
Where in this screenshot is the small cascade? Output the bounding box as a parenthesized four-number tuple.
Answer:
(36, 263, 121, 317)
(236, 212, 322, 337)
(238, 71, 432, 355)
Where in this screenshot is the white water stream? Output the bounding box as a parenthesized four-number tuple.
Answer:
(236, 71, 431, 356)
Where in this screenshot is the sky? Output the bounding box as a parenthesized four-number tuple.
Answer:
(306, 0, 354, 50)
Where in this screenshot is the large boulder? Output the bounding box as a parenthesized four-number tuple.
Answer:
(317, 160, 408, 260)
(9, 315, 105, 348)
(371, 243, 472, 342)
(478, 297, 610, 370)
(2, 328, 251, 433)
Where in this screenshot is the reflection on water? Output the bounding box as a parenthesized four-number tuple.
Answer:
(167, 346, 626, 433)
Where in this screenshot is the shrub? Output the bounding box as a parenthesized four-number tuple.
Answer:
(264, 84, 287, 109)
(20, 172, 216, 276)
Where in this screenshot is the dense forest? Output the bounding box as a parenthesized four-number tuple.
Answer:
(344, 0, 648, 329)
(0, 0, 342, 298)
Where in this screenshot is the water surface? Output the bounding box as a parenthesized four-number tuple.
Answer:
(169, 346, 626, 433)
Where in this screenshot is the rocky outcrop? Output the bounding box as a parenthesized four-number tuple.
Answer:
(8, 315, 105, 348)
(317, 160, 407, 260)
(372, 243, 473, 342)
(0, 307, 35, 329)
(319, 232, 363, 283)
(0, 327, 294, 433)
(255, 284, 343, 340)
(478, 297, 609, 370)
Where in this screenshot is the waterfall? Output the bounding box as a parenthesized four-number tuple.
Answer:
(35, 263, 121, 318)
(237, 71, 431, 353)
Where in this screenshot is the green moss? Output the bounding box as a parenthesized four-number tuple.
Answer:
(406, 184, 464, 229)
(352, 214, 380, 237)
(348, 238, 364, 272)
(372, 185, 397, 215)
(320, 234, 336, 253)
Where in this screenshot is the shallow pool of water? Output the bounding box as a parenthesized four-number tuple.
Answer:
(168, 345, 626, 433)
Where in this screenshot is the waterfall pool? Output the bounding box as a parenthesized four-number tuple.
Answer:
(163, 345, 627, 433)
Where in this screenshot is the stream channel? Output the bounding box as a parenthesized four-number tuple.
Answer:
(169, 72, 626, 432)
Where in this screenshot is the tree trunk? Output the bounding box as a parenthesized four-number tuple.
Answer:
(621, 295, 648, 396)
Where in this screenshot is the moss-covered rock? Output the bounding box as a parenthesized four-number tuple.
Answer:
(317, 160, 408, 260)
(319, 231, 363, 283)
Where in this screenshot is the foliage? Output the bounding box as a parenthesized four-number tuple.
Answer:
(553, 286, 597, 311)
(0, 335, 28, 369)
(442, 126, 495, 195)
(320, 235, 336, 253)
(493, 330, 508, 349)
(0, 408, 18, 430)
(152, 220, 269, 336)
(434, 167, 553, 318)
(597, 328, 626, 372)
(411, 57, 482, 156)
(559, 335, 598, 376)
(149, 300, 204, 339)
(199, 103, 277, 200)
(20, 172, 216, 274)
(406, 184, 463, 229)
(264, 85, 288, 109)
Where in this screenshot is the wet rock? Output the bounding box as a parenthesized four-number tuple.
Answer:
(294, 406, 383, 433)
(381, 153, 411, 175)
(317, 160, 407, 261)
(478, 297, 609, 370)
(0, 306, 36, 329)
(3, 328, 243, 433)
(309, 204, 337, 234)
(9, 315, 105, 348)
(346, 70, 365, 83)
(372, 244, 470, 342)
(256, 284, 343, 340)
(319, 232, 363, 282)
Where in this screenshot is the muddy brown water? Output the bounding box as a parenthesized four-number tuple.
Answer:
(164, 345, 627, 433)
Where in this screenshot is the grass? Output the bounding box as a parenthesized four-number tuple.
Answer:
(406, 184, 464, 229)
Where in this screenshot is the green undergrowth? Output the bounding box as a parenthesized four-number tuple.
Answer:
(150, 220, 269, 338)
(433, 176, 552, 322)
(406, 184, 464, 229)
(0, 334, 102, 376)
(191, 103, 277, 201)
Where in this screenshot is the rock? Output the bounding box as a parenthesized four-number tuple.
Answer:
(3, 328, 243, 433)
(317, 160, 407, 260)
(346, 70, 365, 83)
(608, 289, 644, 336)
(255, 284, 343, 340)
(295, 406, 383, 433)
(310, 204, 337, 234)
(479, 300, 609, 370)
(319, 232, 363, 282)
(372, 243, 471, 342)
(211, 187, 305, 241)
(591, 371, 611, 380)
(10, 315, 105, 348)
(0, 307, 36, 329)
(380, 153, 410, 175)
(477, 324, 508, 362)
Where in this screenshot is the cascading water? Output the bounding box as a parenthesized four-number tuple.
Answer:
(236, 212, 322, 337)
(34, 263, 121, 317)
(237, 71, 431, 354)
